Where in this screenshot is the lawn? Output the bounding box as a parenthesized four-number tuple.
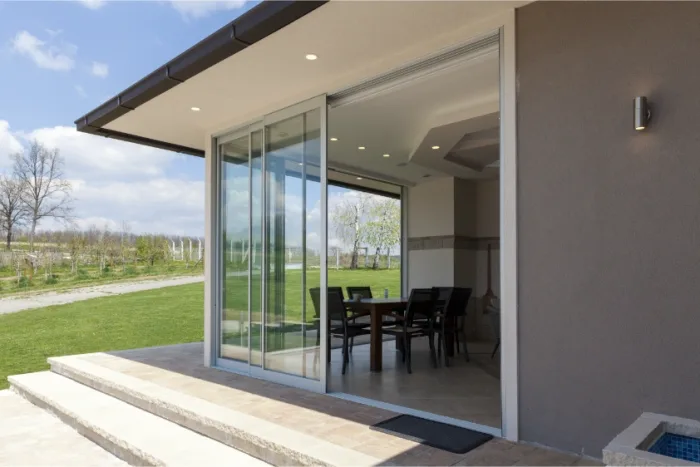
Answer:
(224, 268, 401, 323)
(0, 282, 205, 390)
(0, 268, 399, 389)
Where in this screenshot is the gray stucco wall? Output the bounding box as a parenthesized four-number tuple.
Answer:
(517, 1, 700, 457)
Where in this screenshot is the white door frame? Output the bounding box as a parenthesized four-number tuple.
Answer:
(205, 95, 329, 394)
(204, 7, 518, 441)
(497, 9, 518, 443)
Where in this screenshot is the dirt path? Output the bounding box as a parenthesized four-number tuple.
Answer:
(0, 276, 204, 315)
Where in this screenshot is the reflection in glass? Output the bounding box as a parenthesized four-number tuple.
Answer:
(220, 135, 250, 362)
(264, 109, 322, 379)
(250, 130, 263, 366)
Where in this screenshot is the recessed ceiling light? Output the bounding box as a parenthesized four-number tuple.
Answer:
(298, 163, 303, 166)
(382, 153, 390, 158)
(356, 177, 363, 180)
(431, 145, 440, 150)
(190, 107, 201, 112)
(330, 137, 338, 141)
(358, 146, 365, 150)
(305, 54, 318, 61)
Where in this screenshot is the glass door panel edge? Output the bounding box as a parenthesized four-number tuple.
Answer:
(215, 96, 327, 394)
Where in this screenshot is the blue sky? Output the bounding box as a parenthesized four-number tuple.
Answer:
(0, 0, 364, 244)
(0, 0, 258, 237)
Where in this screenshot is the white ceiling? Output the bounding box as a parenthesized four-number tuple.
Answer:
(104, 1, 522, 152)
(327, 49, 499, 186)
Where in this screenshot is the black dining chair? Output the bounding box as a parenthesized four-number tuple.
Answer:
(434, 287, 472, 366)
(381, 288, 438, 374)
(346, 286, 372, 300)
(309, 287, 371, 375)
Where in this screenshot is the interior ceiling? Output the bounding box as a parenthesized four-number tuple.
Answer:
(328, 49, 500, 185)
(104, 1, 522, 152)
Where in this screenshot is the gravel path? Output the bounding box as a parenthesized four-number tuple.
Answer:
(0, 275, 204, 315)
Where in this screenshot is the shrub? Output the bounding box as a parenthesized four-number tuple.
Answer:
(44, 274, 59, 285)
(18, 276, 32, 288)
(123, 266, 138, 276)
(76, 269, 90, 280)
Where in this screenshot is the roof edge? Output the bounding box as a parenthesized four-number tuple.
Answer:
(83, 126, 205, 157)
(74, 0, 327, 154)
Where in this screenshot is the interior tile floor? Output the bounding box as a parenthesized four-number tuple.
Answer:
(329, 339, 502, 429)
(76, 343, 601, 466)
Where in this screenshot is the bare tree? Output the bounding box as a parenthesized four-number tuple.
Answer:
(0, 174, 28, 250)
(330, 193, 373, 269)
(365, 198, 400, 269)
(12, 140, 73, 251)
(67, 230, 86, 274)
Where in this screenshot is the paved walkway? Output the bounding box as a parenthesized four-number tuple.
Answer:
(0, 390, 126, 466)
(73, 343, 603, 466)
(0, 275, 203, 315)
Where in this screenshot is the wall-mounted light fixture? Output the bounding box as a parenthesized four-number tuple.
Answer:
(634, 96, 651, 131)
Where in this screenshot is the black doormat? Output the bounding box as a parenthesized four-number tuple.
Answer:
(371, 415, 493, 454)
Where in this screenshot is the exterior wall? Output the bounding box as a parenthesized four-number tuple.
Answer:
(517, 1, 700, 456)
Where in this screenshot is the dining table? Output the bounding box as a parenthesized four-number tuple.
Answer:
(345, 297, 408, 372)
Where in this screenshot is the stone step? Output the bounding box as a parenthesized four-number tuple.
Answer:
(0, 389, 126, 466)
(48, 355, 380, 467)
(9, 372, 268, 466)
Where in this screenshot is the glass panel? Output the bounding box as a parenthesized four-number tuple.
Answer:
(264, 108, 322, 380)
(219, 135, 250, 363)
(250, 130, 263, 367)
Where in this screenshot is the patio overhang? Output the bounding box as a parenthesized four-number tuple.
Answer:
(74, 0, 327, 157)
(73, 1, 525, 160)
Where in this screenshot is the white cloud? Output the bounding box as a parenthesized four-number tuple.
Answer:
(90, 61, 109, 78)
(78, 0, 106, 10)
(170, 1, 246, 19)
(26, 125, 181, 178)
(0, 122, 204, 236)
(74, 85, 88, 98)
(11, 30, 76, 71)
(67, 178, 204, 236)
(0, 121, 23, 167)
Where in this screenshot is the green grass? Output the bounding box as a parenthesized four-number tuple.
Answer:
(224, 268, 401, 323)
(0, 282, 205, 390)
(0, 268, 399, 389)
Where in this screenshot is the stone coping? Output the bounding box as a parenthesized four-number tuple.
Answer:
(603, 412, 700, 466)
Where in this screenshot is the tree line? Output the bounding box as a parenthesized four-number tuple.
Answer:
(0, 141, 73, 251)
(330, 193, 400, 269)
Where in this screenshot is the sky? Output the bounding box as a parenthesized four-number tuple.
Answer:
(0, 0, 259, 238)
(0, 0, 390, 249)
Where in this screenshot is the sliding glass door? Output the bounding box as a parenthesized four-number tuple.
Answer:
(215, 96, 327, 392)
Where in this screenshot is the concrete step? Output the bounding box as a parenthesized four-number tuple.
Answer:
(0, 389, 126, 466)
(48, 355, 379, 467)
(9, 372, 268, 466)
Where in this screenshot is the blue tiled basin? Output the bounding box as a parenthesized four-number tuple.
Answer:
(649, 433, 700, 463)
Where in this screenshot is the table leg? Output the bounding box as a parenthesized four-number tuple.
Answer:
(370, 306, 382, 372)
